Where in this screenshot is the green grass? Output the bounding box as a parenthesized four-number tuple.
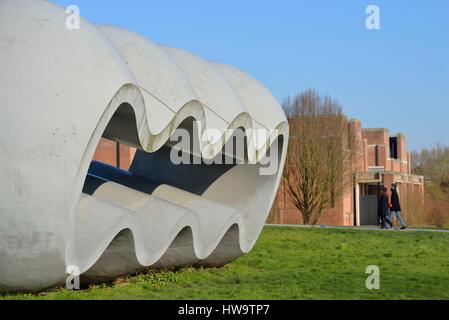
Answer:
(2, 226, 449, 300)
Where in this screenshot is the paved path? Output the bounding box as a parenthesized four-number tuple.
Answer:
(266, 223, 449, 233)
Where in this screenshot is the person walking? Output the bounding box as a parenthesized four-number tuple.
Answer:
(390, 183, 407, 229)
(378, 186, 393, 229)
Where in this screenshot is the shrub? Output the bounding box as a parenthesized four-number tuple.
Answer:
(404, 195, 449, 229)
(426, 197, 449, 228)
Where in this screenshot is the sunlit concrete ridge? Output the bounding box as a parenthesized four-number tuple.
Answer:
(0, 0, 288, 292)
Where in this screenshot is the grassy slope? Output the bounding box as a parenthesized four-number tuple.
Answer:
(3, 226, 449, 300)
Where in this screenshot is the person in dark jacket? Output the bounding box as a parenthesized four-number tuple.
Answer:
(378, 186, 392, 229)
(390, 183, 407, 229)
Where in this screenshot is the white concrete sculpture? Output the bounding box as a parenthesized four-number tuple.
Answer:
(0, 0, 288, 292)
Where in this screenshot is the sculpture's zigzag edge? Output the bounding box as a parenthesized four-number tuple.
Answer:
(76, 191, 246, 273)
(67, 83, 288, 273)
(102, 83, 288, 163)
(94, 24, 287, 151)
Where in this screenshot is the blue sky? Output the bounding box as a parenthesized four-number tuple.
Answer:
(51, 0, 449, 151)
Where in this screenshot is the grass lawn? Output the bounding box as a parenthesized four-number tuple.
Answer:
(2, 226, 449, 300)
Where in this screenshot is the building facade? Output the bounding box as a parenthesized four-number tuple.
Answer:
(274, 119, 425, 226)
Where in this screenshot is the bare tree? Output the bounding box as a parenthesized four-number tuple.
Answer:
(412, 144, 449, 185)
(412, 144, 449, 201)
(282, 89, 356, 224)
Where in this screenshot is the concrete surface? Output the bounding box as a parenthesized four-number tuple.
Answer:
(0, 0, 288, 292)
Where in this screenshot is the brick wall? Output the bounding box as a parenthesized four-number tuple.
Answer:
(276, 182, 354, 226)
(362, 128, 389, 146)
(92, 138, 135, 170)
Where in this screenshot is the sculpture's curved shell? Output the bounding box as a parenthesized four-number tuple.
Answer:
(0, 0, 288, 292)
(95, 25, 199, 134)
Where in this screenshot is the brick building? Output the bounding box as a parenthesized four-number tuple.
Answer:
(274, 119, 425, 226)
